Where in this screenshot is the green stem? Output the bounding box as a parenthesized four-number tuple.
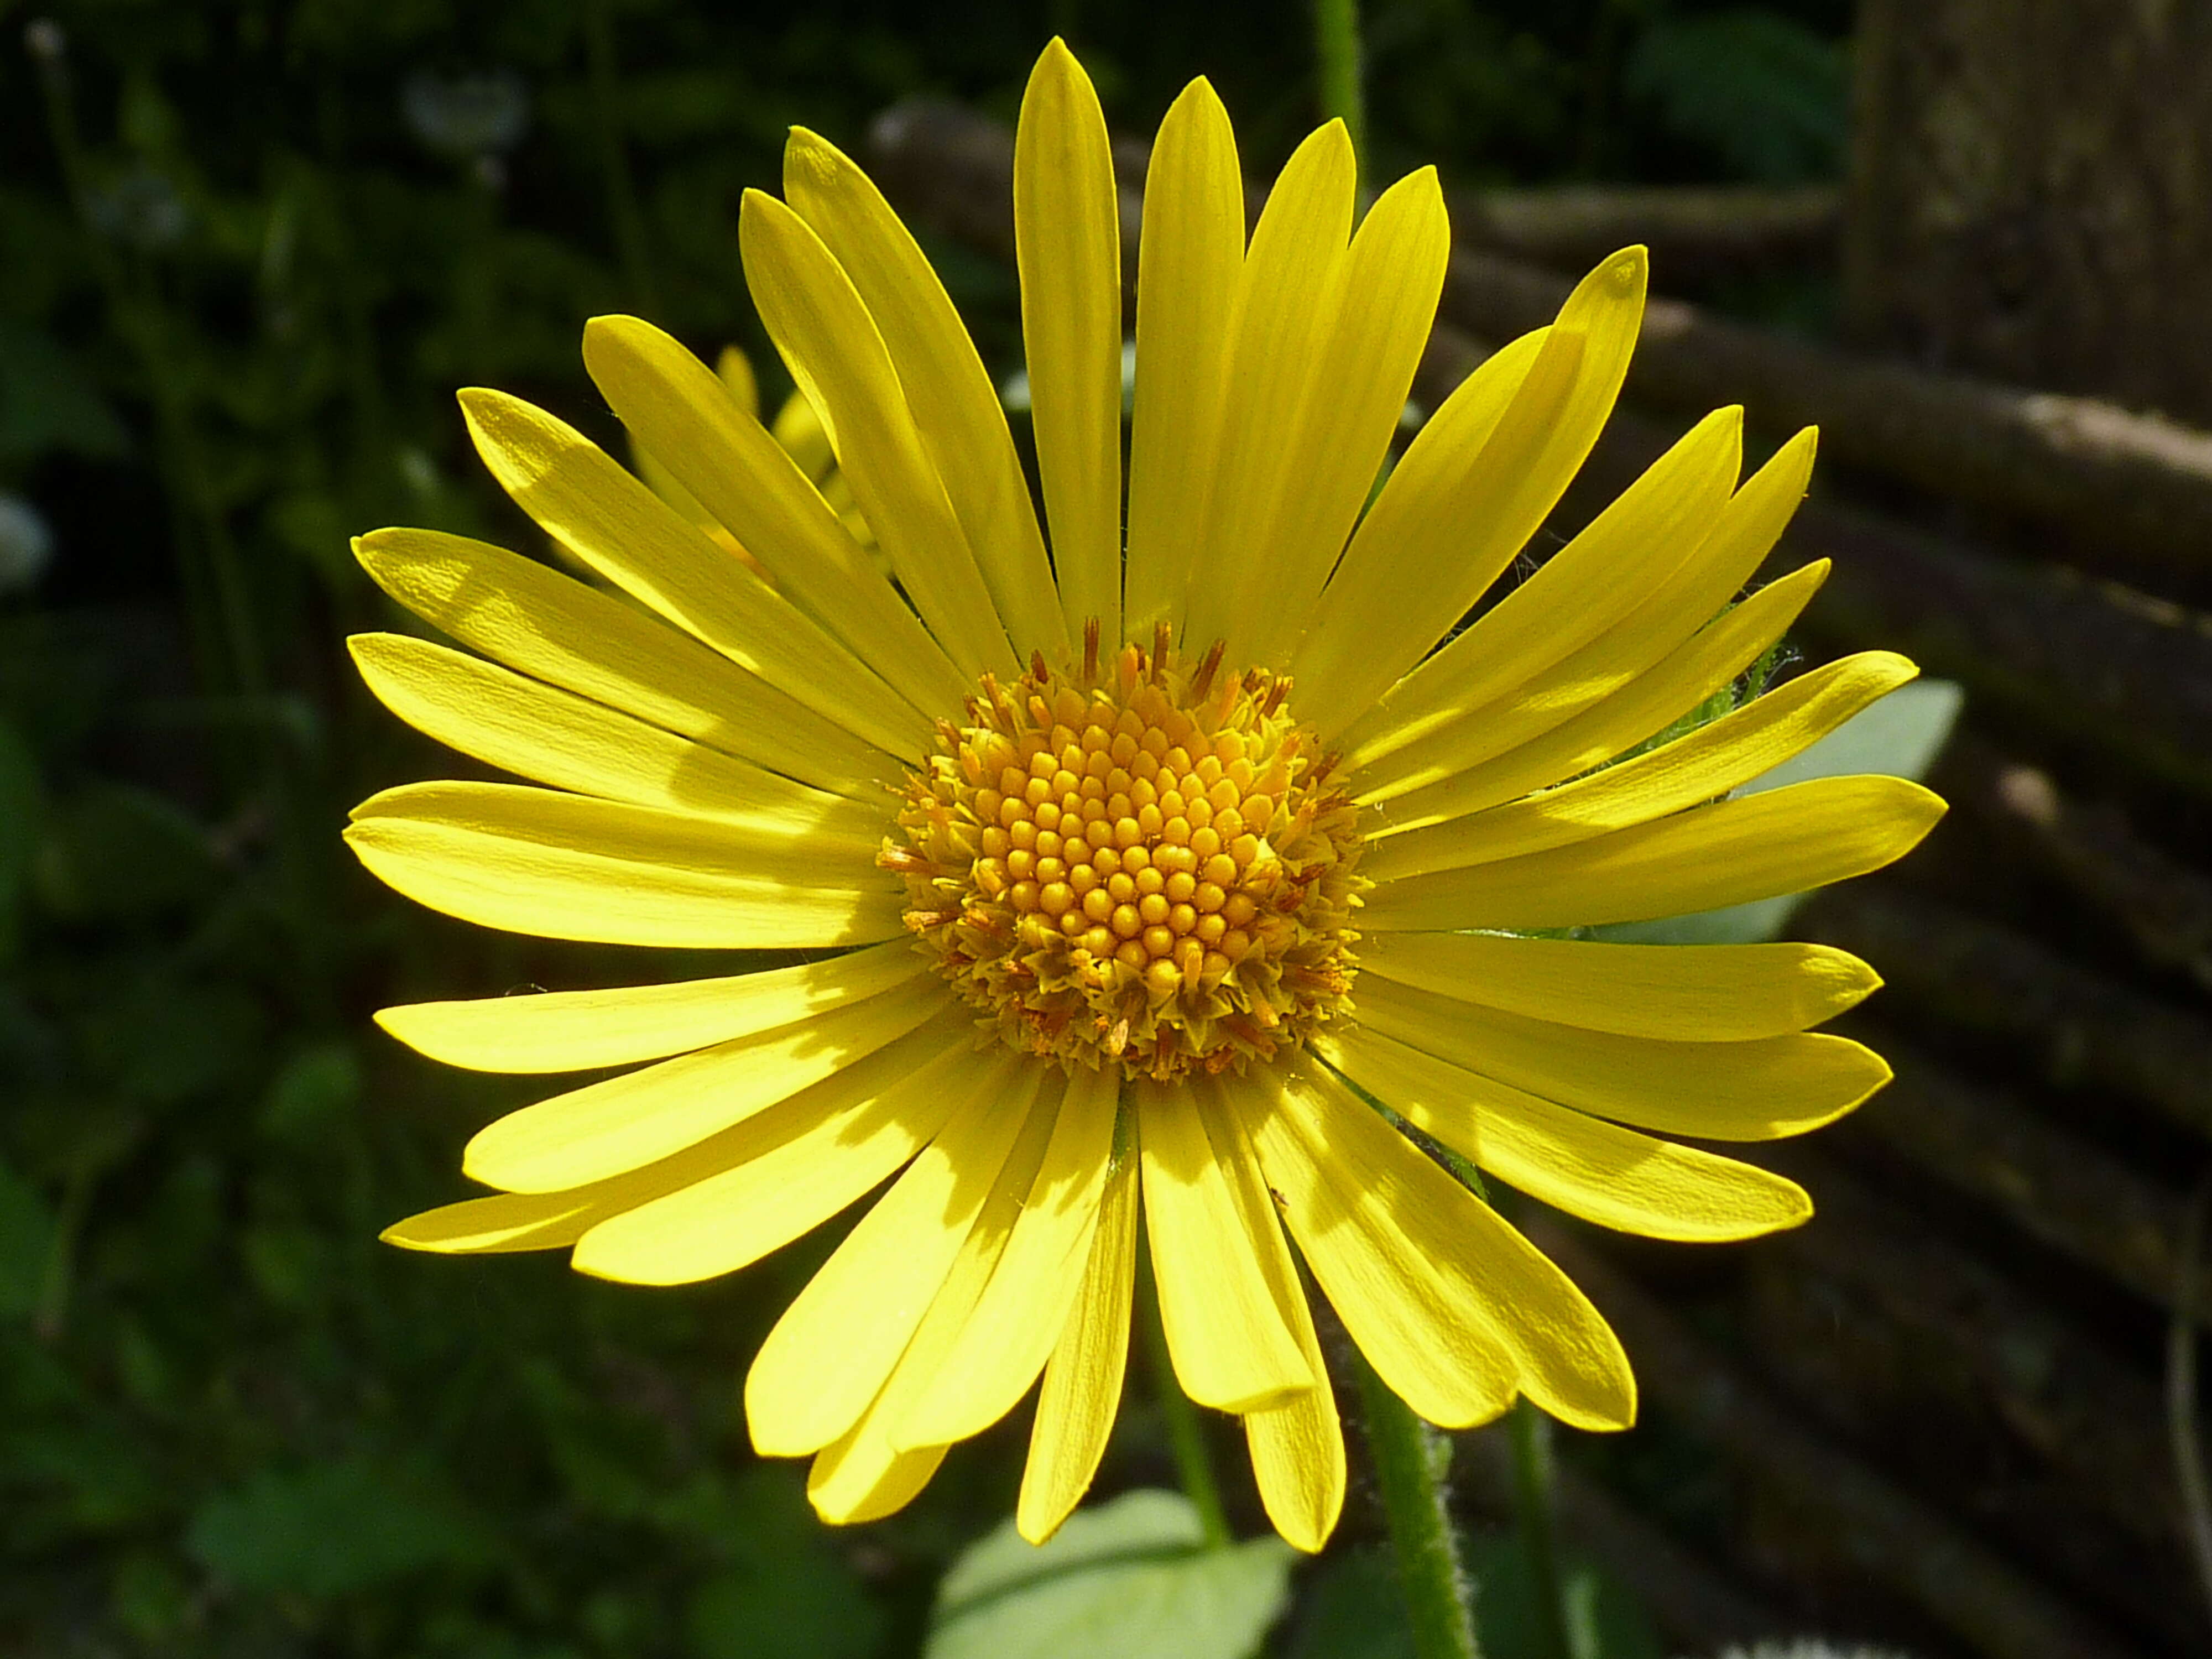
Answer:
(1136, 1245, 1232, 1548)
(1352, 1347, 1481, 1659)
(1509, 1399, 1575, 1659)
(1313, 0, 1369, 189)
(583, 0, 660, 314)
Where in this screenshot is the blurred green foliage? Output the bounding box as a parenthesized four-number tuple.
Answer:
(0, 0, 1849, 1652)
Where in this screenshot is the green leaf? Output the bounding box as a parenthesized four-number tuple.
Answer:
(1285, 1548, 1418, 1659)
(926, 1490, 1295, 1659)
(1595, 680, 1960, 946)
(1624, 11, 1849, 184)
(32, 782, 218, 923)
(0, 320, 129, 462)
(187, 1454, 497, 1598)
(260, 1042, 364, 1142)
(0, 717, 41, 958)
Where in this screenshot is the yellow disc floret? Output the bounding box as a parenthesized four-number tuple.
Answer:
(887, 625, 1366, 1081)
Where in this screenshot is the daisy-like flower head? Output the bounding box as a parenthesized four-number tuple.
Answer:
(351, 40, 1944, 1551)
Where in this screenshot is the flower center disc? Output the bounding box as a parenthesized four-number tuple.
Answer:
(888, 628, 1366, 1081)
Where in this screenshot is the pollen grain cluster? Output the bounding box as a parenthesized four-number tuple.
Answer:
(887, 627, 1367, 1081)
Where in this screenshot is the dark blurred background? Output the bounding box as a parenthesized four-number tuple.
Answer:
(6, 2, 2210, 1657)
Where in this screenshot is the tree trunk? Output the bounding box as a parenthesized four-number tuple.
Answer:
(1846, 0, 2212, 425)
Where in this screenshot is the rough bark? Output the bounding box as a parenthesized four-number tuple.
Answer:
(1847, 0, 2212, 428)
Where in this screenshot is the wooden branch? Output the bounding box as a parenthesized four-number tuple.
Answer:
(1840, 1026, 2203, 1317)
(1447, 184, 1838, 282)
(1525, 1220, 2138, 1659)
(1453, 1427, 1787, 1652)
(1799, 883, 2212, 1142)
(1441, 247, 2212, 592)
(1941, 733, 2212, 995)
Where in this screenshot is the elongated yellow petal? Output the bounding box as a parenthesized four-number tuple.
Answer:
(1015, 38, 1123, 646)
(461, 972, 946, 1192)
(377, 941, 921, 1074)
(1320, 1030, 1814, 1241)
(1248, 1057, 1637, 1430)
(1018, 1144, 1138, 1544)
(1201, 1080, 1344, 1553)
(387, 1017, 964, 1256)
(344, 780, 900, 953)
(1348, 974, 1889, 1141)
(1124, 77, 1243, 641)
(348, 633, 884, 838)
(382, 1190, 602, 1255)
(458, 388, 928, 757)
(1364, 775, 1947, 933)
(580, 315, 970, 713)
(575, 1028, 985, 1286)
(1298, 247, 1648, 723)
(1363, 429, 1814, 818)
(353, 529, 896, 798)
(1180, 119, 1356, 658)
(745, 1055, 1041, 1457)
(1369, 559, 1828, 832)
(1137, 1078, 1314, 1412)
(1344, 403, 1742, 781)
(894, 1066, 1121, 1449)
(1366, 651, 1920, 882)
(862, 1094, 1066, 1457)
(1225, 1065, 1514, 1429)
(1358, 931, 1879, 1043)
(740, 190, 1017, 680)
(1240, 165, 1453, 667)
(807, 1430, 948, 1526)
(782, 127, 1066, 661)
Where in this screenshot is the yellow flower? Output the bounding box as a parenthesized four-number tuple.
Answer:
(348, 39, 1943, 1552)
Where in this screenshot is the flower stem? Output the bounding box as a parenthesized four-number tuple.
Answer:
(1313, 0, 1369, 189)
(1136, 1246, 1232, 1548)
(583, 0, 660, 316)
(1509, 1399, 1576, 1659)
(1350, 1347, 1481, 1659)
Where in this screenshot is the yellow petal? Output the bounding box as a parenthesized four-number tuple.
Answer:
(457, 389, 927, 757)
(807, 1431, 949, 1526)
(1344, 403, 1742, 781)
(1297, 248, 1648, 724)
(387, 1016, 963, 1255)
(783, 127, 1066, 661)
(1358, 930, 1879, 1043)
(745, 1055, 1042, 1457)
(1240, 165, 1453, 667)
(352, 528, 895, 798)
(1357, 429, 1819, 816)
(1199, 1080, 1344, 1553)
(343, 780, 900, 953)
(894, 1065, 1122, 1449)
(739, 190, 1016, 680)
(1362, 775, 1948, 933)
(1180, 119, 1356, 660)
(1124, 77, 1243, 642)
(573, 1024, 983, 1286)
(580, 315, 971, 714)
(382, 1190, 602, 1255)
(1319, 1029, 1814, 1241)
(715, 345, 759, 418)
(460, 972, 943, 1192)
(377, 940, 921, 1074)
(1348, 974, 1890, 1141)
(1369, 559, 1829, 832)
(1015, 38, 1124, 648)
(1227, 1065, 1515, 1428)
(1018, 1143, 1139, 1543)
(1366, 651, 1921, 882)
(348, 633, 885, 836)
(1136, 1078, 1315, 1412)
(1243, 1057, 1637, 1431)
